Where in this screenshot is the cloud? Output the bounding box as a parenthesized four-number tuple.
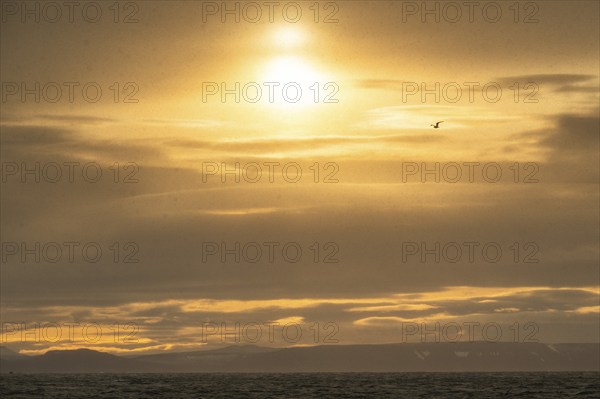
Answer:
(142, 118, 231, 129)
(503, 110, 599, 183)
(495, 74, 596, 87)
(357, 75, 599, 102)
(495, 74, 598, 96)
(3, 287, 598, 352)
(360, 105, 520, 130)
(34, 114, 117, 125)
(354, 79, 406, 90)
(539, 113, 599, 156)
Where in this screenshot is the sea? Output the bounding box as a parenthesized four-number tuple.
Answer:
(1, 372, 599, 398)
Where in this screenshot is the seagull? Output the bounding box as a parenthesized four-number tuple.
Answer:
(431, 121, 444, 129)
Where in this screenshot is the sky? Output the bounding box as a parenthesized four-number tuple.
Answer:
(0, 0, 599, 355)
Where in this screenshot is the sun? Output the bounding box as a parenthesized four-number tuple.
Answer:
(259, 56, 328, 108)
(262, 56, 324, 86)
(257, 27, 329, 108)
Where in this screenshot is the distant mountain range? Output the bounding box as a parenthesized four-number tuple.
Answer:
(1, 343, 598, 373)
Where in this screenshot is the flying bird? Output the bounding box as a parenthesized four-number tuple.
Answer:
(431, 121, 444, 129)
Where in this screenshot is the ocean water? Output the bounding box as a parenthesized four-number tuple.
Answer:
(1, 372, 599, 398)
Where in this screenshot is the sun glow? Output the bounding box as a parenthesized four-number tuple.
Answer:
(259, 56, 330, 108)
(262, 56, 324, 85)
(273, 27, 306, 49)
(251, 27, 331, 108)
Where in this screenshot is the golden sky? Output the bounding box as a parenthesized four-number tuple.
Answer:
(1, 1, 599, 354)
